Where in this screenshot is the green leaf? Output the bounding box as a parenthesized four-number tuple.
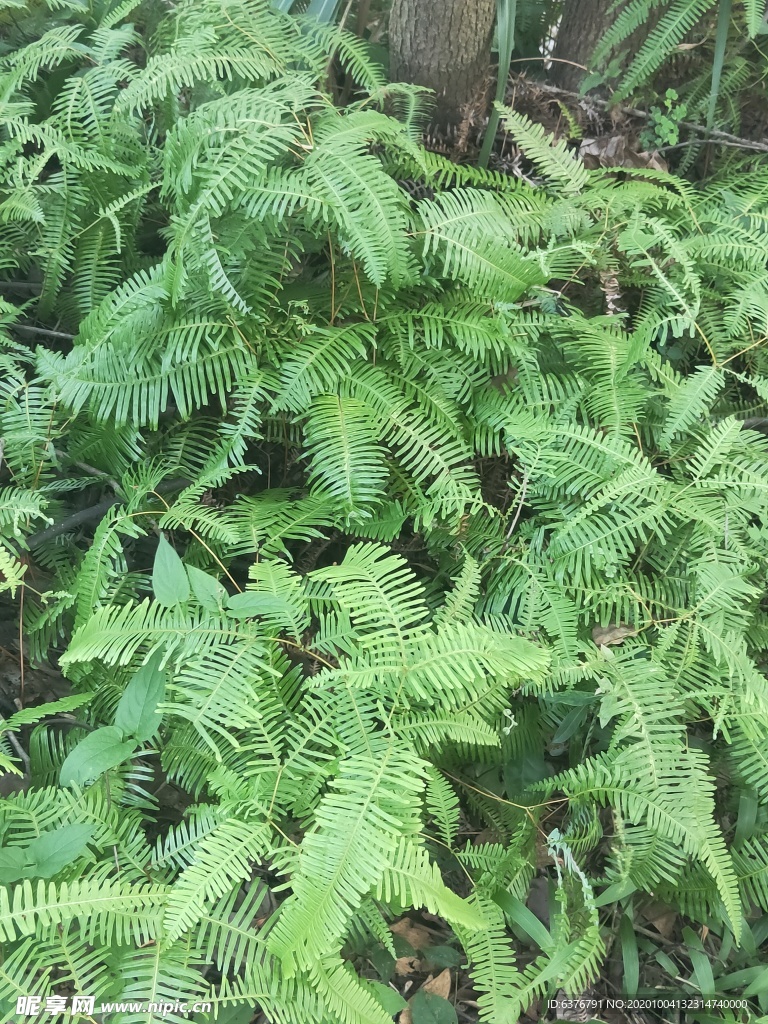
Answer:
(717, 965, 768, 993)
(59, 727, 138, 787)
(499, 107, 589, 193)
(743, 970, 768, 997)
(370, 946, 396, 981)
(366, 981, 407, 1016)
(706, 0, 731, 129)
(619, 913, 639, 996)
(114, 650, 166, 742)
(24, 824, 95, 878)
(4, 694, 92, 731)
(494, 890, 553, 952)
(226, 592, 292, 619)
(503, 750, 551, 802)
(479, 0, 517, 167)
(409, 991, 458, 1024)
(551, 705, 589, 746)
(0, 848, 28, 884)
(152, 534, 190, 606)
(682, 927, 715, 996)
(594, 878, 637, 907)
(0, 825, 95, 883)
(305, 0, 342, 21)
(655, 950, 680, 979)
(187, 565, 228, 611)
(424, 946, 463, 969)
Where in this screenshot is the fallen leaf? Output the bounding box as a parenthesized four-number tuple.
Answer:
(534, 836, 555, 869)
(526, 876, 550, 923)
(473, 827, 502, 847)
(421, 969, 451, 1000)
(643, 900, 678, 940)
(591, 622, 637, 647)
(553, 988, 598, 1022)
(391, 917, 433, 951)
(395, 956, 422, 976)
(399, 970, 455, 1024)
(579, 135, 668, 173)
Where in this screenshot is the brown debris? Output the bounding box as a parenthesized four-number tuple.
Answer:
(579, 135, 668, 171)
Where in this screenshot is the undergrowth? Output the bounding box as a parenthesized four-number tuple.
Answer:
(1, 0, 768, 1021)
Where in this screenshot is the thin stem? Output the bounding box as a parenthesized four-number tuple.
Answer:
(11, 323, 76, 341)
(270, 636, 336, 670)
(528, 77, 768, 155)
(502, 469, 528, 547)
(442, 768, 568, 843)
(328, 230, 336, 324)
(6, 728, 30, 774)
(17, 586, 24, 709)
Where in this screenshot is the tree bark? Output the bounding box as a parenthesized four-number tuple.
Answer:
(550, 0, 661, 93)
(549, 0, 616, 92)
(388, 0, 497, 129)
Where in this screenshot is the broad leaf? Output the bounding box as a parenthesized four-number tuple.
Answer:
(187, 565, 227, 611)
(0, 825, 94, 883)
(409, 991, 458, 1024)
(24, 824, 95, 878)
(153, 534, 190, 606)
(59, 727, 138, 787)
(114, 650, 167, 742)
(0, 848, 28, 885)
(226, 592, 293, 619)
(367, 981, 407, 1016)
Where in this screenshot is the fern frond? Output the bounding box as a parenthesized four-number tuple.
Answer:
(268, 749, 427, 971)
(0, 878, 165, 944)
(163, 813, 271, 943)
(304, 394, 389, 516)
(500, 108, 590, 194)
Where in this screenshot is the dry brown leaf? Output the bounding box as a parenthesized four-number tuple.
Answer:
(642, 900, 678, 940)
(591, 622, 637, 647)
(394, 956, 422, 976)
(473, 827, 502, 847)
(599, 269, 624, 315)
(579, 135, 668, 173)
(399, 970, 452, 1024)
(579, 134, 628, 168)
(554, 988, 599, 1021)
(641, 150, 669, 172)
(390, 917, 433, 951)
(534, 836, 555, 869)
(421, 969, 452, 1000)
(526, 877, 550, 923)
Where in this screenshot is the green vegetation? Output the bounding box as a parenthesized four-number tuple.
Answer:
(1, 0, 768, 1020)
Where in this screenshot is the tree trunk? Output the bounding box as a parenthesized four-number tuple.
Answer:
(550, 0, 660, 93)
(549, 0, 615, 92)
(388, 0, 497, 129)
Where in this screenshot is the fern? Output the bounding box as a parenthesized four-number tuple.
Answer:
(500, 108, 590, 194)
(0, 0, 768, 1016)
